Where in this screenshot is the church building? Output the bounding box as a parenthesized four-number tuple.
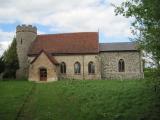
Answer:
(16, 25, 144, 82)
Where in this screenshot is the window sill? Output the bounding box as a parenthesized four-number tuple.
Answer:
(74, 73, 81, 75)
(88, 73, 96, 75)
(61, 73, 66, 75)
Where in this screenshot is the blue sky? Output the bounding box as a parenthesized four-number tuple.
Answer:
(0, 0, 132, 55)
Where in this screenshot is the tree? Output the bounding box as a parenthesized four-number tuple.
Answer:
(0, 56, 5, 74)
(3, 37, 19, 79)
(114, 0, 160, 74)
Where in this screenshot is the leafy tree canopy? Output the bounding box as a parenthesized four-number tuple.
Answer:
(114, 0, 160, 69)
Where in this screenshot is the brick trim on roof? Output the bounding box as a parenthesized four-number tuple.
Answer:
(30, 50, 59, 65)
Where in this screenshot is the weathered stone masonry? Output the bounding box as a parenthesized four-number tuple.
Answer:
(54, 55, 101, 80)
(100, 51, 144, 79)
(16, 25, 37, 78)
(29, 52, 58, 82)
(16, 24, 144, 81)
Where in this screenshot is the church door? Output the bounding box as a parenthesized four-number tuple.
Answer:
(40, 68, 47, 81)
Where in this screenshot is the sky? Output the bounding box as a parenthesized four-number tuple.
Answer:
(0, 0, 133, 56)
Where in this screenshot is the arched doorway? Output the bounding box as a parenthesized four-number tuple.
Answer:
(39, 68, 47, 81)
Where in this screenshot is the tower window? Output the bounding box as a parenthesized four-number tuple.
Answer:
(21, 38, 23, 44)
(118, 59, 125, 72)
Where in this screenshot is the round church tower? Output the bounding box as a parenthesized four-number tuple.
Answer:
(16, 24, 37, 78)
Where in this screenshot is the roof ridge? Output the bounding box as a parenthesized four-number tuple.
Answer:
(100, 42, 135, 44)
(38, 32, 98, 36)
(99, 42, 138, 52)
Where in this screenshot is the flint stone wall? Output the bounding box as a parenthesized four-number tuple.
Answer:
(100, 51, 144, 80)
(16, 25, 37, 78)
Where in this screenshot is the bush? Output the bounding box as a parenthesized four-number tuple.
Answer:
(144, 68, 157, 78)
(144, 68, 160, 93)
(2, 69, 16, 79)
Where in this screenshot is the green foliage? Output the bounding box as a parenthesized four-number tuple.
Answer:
(0, 56, 5, 74)
(144, 68, 160, 92)
(0, 80, 160, 120)
(114, 0, 160, 69)
(114, 0, 160, 92)
(3, 37, 19, 79)
(144, 68, 157, 78)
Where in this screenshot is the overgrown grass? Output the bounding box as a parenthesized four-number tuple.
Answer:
(0, 80, 160, 120)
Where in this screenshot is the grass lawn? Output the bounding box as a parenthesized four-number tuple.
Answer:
(0, 81, 33, 120)
(0, 80, 160, 120)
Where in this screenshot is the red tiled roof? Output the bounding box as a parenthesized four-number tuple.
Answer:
(28, 32, 99, 56)
(30, 50, 59, 65)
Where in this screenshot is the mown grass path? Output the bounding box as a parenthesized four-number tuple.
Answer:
(15, 83, 36, 120)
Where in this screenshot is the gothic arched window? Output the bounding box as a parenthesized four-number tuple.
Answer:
(88, 61, 95, 74)
(74, 62, 81, 74)
(118, 59, 125, 72)
(60, 62, 66, 74)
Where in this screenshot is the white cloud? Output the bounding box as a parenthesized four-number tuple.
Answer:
(0, 0, 131, 35)
(42, 5, 131, 37)
(0, 29, 14, 55)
